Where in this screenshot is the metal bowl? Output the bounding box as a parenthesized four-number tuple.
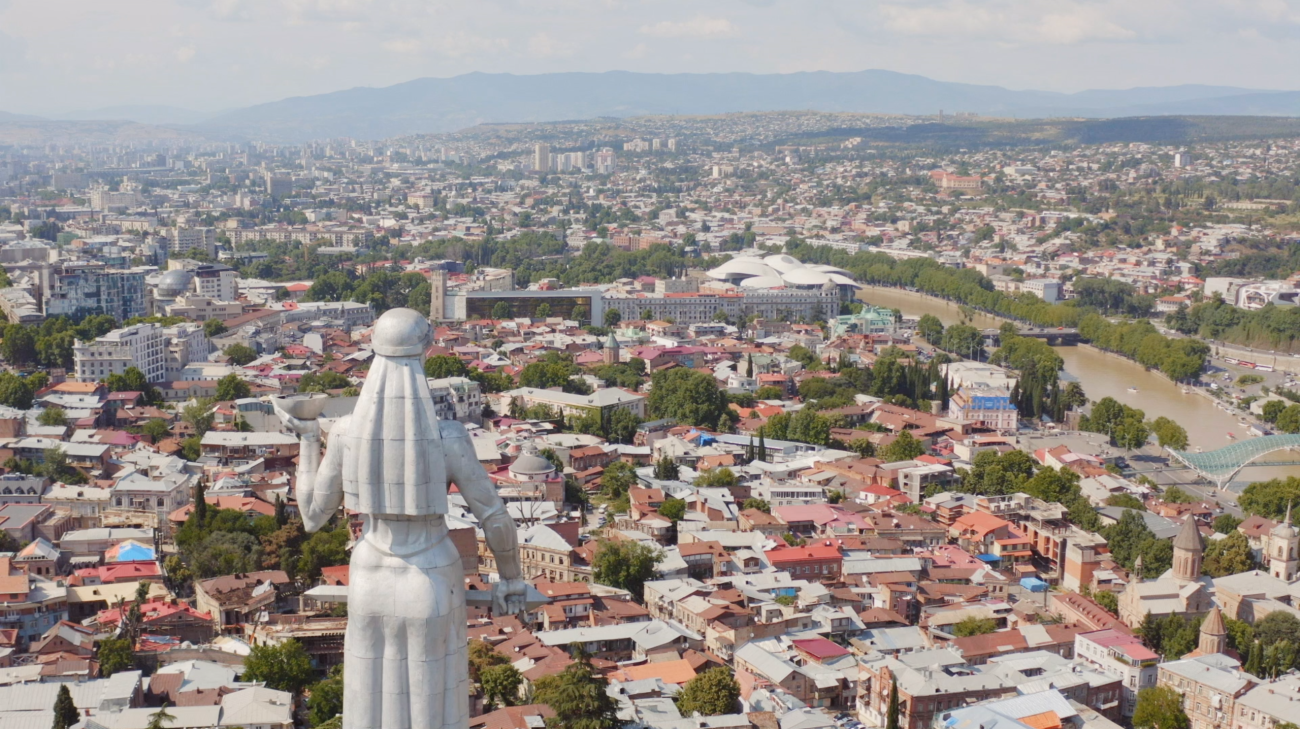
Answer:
(273, 393, 331, 420)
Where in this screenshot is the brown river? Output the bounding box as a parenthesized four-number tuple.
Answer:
(857, 286, 1300, 489)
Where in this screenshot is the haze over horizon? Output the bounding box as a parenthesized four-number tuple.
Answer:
(6, 0, 1300, 117)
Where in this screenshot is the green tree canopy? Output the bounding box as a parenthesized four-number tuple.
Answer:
(675, 667, 740, 716)
(591, 540, 661, 600)
(647, 368, 730, 430)
(1133, 686, 1190, 729)
(242, 640, 317, 694)
(223, 343, 258, 366)
(215, 373, 251, 401)
(533, 650, 620, 729)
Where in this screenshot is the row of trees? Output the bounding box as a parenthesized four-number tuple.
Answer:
(1078, 314, 1209, 381)
(1169, 295, 1300, 353)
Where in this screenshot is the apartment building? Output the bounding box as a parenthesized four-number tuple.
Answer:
(40, 262, 147, 321)
(73, 322, 168, 382)
(1158, 653, 1255, 729)
(169, 227, 217, 257)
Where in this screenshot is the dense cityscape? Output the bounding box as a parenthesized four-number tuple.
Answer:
(3, 99, 1300, 729)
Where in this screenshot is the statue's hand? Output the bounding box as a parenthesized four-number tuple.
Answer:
(274, 401, 321, 438)
(492, 578, 527, 616)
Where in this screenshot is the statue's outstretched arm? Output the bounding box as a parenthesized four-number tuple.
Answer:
(442, 420, 522, 580)
(285, 413, 346, 533)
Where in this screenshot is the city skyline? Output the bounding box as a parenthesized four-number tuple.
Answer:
(4, 0, 1300, 116)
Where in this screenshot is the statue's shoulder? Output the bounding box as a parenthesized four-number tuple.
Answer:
(438, 419, 469, 439)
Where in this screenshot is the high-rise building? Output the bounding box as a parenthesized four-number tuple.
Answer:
(533, 144, 551, 173)
(429, 269, 448, 321)
(41, 262, 147, 321)
(170, 227, 217, 257)
(265, 172, 293, 197)
(595, 149, 617, 174)
(1174, 152, 1193, 168)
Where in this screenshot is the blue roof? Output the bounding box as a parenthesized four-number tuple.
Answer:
(1019, 577, 1049, 592)
(976, 554, 1001, 563)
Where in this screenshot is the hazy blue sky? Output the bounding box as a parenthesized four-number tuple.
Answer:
(4, 0, 1298, 114)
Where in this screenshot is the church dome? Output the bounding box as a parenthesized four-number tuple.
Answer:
(510, 452, 556, 477)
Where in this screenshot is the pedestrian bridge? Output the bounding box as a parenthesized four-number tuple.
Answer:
(1166, 434, 1300, 489)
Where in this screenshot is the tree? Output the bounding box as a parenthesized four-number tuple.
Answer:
(591, 540, 661, 600)
(425, 355, 469, 379)
(600, 460, 636, 499)
(223, 343, 257, 366)
(1202, 531, 1257, 577)
(694, 467, 738, 488)
(242, 640, 316, 694)
(2, 323, 36, 365)
(1213, 514, 1242, 534)
(1263, 399, 1287, 423)
(142, 418, 171, 442)
(653, 457, 679, 481)
(533, 650, 620, 729)
(52, 683, 79, 729)
(647, 368, 730, 430)
(491, 301, 512, 320)
(676, 667, 740, 716)
(1132, 686, 1189, 729)
(1256, 611, 1300, 648)
(917, 314, 944, 344)
(203, 318, 228, 338)
(146, 704, 176, 729)
(880, 431, 925, 462)
(572, 305, 589, 323)
(886, 683, 900, 729)
(97, 636, 135, 677)
(742, 498, 770, 513)
(1150, 417, 1189, 450)
(535, 303, 552, 319)
(37, 407, 66, 427)
(659, 498, 687, 522)
(468, 639, 509, 682)
(307, 667, 344, 726)
(1095, 590, 1119, 614)
(952, 617, 998, 637)
(0, 372, 34, 409)
(1240, 477, 1300, 520)
(215, 373, 251, 401)
(480, 664, 523, 708)
(604, 309, 622, 327)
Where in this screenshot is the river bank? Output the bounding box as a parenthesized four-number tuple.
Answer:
(856, 286, 1300, 485)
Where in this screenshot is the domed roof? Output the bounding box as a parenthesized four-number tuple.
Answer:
(763, 254, 804, 273)
(156, 269, 193, 297)
(808, 264, 854, 276)
(739, 275, 787, 289)
(780, 268, 834, 286)
(511, 452, 556, 476)
(707, 258, 780, 281)
(828, 273, 864, 289)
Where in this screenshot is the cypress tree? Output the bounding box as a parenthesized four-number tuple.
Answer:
(885, 681, 900, 729)
(192, 482, 207, 524)
(52, 684, 78, 729)
(1246, 640, 1263, 677)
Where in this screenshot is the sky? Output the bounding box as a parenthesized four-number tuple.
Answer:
(4, 0, 1300, 115)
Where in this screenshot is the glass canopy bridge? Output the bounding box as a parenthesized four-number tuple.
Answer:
(1166, 434, 1300, 490)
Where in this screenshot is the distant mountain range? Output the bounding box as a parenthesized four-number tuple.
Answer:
(7, 70, 1300, 143)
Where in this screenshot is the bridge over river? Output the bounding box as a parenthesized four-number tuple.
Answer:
(1166, 434, 1300, 490)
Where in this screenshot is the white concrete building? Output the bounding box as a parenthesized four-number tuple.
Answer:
(74, 323, 168, 382)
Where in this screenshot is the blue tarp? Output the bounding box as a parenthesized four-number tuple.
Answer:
(1020, 577, 1049, 592)
(976, 554, 1001, 563)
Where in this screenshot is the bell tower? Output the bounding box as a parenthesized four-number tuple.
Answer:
(1172, 517, 1204, 583)
(1269, 502, 1299, 582)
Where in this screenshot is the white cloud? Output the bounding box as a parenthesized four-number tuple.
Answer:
(175, 45, 197, 62)
(639, 15, 738, 39)
(877, 1, 1136, 45)
(527, 31, 575, 58)
(382, 38, 420, 54)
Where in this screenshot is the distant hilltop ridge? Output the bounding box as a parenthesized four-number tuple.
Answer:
(9, 70, 1300, 143)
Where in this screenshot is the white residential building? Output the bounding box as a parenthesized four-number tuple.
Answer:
(73, 323, 168, 382)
